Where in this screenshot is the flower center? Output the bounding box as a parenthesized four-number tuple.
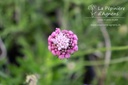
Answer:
(52, 32, 69, 50)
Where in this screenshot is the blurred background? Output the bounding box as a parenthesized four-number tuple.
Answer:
(0, 0, 128, 85)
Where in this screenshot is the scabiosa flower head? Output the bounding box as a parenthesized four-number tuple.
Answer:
(48, 28, 78, 59)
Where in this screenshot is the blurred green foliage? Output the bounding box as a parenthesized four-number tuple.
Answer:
(0, 0, 128, 85)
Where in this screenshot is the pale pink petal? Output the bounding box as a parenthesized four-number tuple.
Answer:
(65, 54, 70, 58)
(52, 50, 56, 55)
(59, 55, 64, 59)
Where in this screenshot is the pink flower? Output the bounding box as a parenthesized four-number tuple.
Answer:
(48, 28, 78, 59)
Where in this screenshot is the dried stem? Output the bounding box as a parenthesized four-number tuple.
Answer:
(0, 38, 7, 60)
(96, 14, 111, 85)
(96, 17, 111, 73)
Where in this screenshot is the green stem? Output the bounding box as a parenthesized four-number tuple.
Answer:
(84, 56, 128, 66)
(74, 45, 128, 57)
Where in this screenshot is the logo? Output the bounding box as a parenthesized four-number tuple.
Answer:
(88, 4, 125, 18)
(88, 4, 97, 17)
